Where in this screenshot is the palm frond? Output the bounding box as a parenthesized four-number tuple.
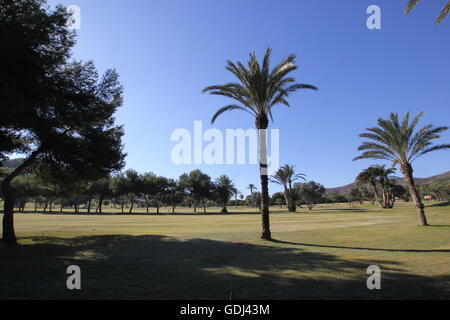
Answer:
(436, 1, 450, 24)
(210, 105, 255, 124)
(411, 143, 450, 162)
(355, 112, 449, 166)
(405, 0, 421, 15)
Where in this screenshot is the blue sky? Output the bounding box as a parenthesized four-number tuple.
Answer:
(49, 0, 450, 195)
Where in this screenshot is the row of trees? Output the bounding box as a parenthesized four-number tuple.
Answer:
(0, 169, 245, 215)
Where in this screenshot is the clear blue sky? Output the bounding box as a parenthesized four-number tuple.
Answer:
(49, 0, 450, 195)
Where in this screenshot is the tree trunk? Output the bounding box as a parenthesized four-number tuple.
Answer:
(1, 147, 41, 245)
(283, 185, 293, 212)
(144, 195, 149, 213)
(156, 199, 160, 215)
(128, 195, 134, 214)
(256, 114, 271, 240)
(1, 179, 17, 245)
(97, 194, 104, 214)
(287, 183, 296, 212)
(87, 195, 92, 214)
(401, 163, 428, 226)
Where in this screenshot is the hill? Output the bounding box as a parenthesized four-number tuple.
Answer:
(327, 171, 450, 194)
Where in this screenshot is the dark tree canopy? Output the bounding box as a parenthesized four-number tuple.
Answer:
(0, 0, 126, 244)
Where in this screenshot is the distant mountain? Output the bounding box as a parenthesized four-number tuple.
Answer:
(0, 158, 25, 169)
(327, 171, 450, 194)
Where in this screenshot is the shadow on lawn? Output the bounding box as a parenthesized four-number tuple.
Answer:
(271, 239, 450, 253)
(0, 235, 449, 300)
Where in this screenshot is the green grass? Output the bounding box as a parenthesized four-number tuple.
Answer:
(1, 201, 449, 299)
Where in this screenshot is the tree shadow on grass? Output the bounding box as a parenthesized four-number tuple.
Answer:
(426, 201, 450, 208)
(271, 239, 450, 253)
(0, 235, 449, 300)
(314, 208, 375, 213)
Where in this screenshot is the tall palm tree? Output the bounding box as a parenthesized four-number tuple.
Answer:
(405, 0, 450, 25)
(203, 47, 317, 240)
(214, 175, 237, 213)
(354, 112, 450, 225)
(271, 164, 306, 212)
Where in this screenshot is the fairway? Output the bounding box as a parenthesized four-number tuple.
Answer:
(1, 202, 449, 300)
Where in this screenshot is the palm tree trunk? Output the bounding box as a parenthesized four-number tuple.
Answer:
(401, 164, 428, 226)
(370, 181, 379, 201)
(257, 114, 271, 240)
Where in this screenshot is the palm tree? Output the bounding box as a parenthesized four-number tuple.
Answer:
(247, 184, 257, 194)
(405, 0, 450, 25)
(354, 112, 450, 226)
(203, 47, 317, 240)
(377, 166, 397, 209)
(233, 190, 241, 208)
(271, 164, 306, 212)
(356, 165, 396, 208)
(356, 166, 382, 204)
(214, 175, 237, 213)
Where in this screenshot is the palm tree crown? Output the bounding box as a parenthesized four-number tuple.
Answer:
(353, 112, 450, 166)
(215, 175, 237, 213)
(203, 47, 318, 127)
(271, 165, 306, 187)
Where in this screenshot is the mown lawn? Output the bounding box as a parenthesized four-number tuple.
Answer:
(0, 201, 449, 299)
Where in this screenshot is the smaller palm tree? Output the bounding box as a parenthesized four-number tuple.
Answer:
(405, 0, 450, 25)
(247, 184, 258, 207)
(354, 112, 450, 225)
(377, 166, 397, 209)
(271, 164, 306, 212)
(356, 166, 382, 203)
(357, 165, 396, 208)
(215, 175, 237, 213)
